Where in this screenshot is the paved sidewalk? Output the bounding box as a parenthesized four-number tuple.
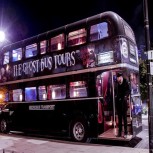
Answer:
(0, 134, 149, 153)
(134, 114, 149, 149)
(0, 114, 149, 153)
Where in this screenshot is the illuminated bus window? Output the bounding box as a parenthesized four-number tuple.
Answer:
(0, 91, 5, 102)
(25, 87, 37, 102)
(40, 40, 47, 54)
(90, 22, 109, 41)
(4, 92, 9, 102)
(3, 51, 9, 65)
(68, 28, 86, 47)
(47, 84, 66, 100)
(38, 86, 47, 100)
(13, 89, 23, 102)
(69, 81, 87, 98)
(50, 34, 64, 51)
(12, 48, 22, 62)
(25, 43, 38, 58)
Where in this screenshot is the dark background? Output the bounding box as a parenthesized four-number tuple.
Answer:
(0, 0, 152, 49)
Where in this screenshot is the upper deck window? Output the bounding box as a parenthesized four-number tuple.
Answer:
(68, 28, 86, 47)
(50, 34, 64, 51)
(40, 40, 47, 54)
(90, 22, 109, 41)
(3, 51, 9, 65)
(12, 48, 22, 62)
(25, 43, 38, 58)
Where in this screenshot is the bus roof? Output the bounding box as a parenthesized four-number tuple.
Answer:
(1, 11, 131, 52)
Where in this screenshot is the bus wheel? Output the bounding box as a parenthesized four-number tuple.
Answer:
(70, 119, 88, 142)
(0, 119, 9, 133)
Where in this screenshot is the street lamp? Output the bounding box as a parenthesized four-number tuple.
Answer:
(0, 30, 5, 42)
(143, 0, 153, 153)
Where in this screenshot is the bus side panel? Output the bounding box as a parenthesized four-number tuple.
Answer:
(55, 99, 103, 137)
(0, 99, 103, 138)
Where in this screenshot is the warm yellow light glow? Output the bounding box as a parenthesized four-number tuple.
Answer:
(19, 94, 23, 101)
(58, 43, 62, 50)
(6, 65, 9, 71)
(74, 91, 77, 97)
(0, 94, 3, 99)
(52, 90, 55, 99)
(43, 93, 46, 100)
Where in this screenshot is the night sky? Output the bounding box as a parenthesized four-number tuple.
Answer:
(0, 0, 152, 49)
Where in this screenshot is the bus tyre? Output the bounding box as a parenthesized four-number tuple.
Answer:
(0, 119, 9, 133)
(70, 119, 88, 142)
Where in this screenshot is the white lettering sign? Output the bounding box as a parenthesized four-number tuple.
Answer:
(97, 51, 114, 64)
(148, 50, 153, 60)
(29, 105, 55, 110)
(150, 62, 153, 75)
(13, 51, 76, 77)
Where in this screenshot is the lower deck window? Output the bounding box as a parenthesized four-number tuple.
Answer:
(4, 93, 9, 102)
(47, 84, 66, 100)
(25, 87, 37, 101)
(13, 89, 23, 102)
(70, 81, 87, 98)
(38, 86, 47, 100)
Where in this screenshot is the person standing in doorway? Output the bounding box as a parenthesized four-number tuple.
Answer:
(115, 72, 130, 138)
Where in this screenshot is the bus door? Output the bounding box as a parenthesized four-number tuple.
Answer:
(100, 71, 116, 137)
(98, 71, 132, 140)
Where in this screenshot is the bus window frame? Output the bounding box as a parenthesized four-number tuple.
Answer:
(90, 21, 110, 42)
(25, 43, 38, 59)
(67, 28, 87, 47)
(50, 33, 65, 52)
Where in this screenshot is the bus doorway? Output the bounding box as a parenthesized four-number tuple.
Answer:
(98, 70, 133, 141)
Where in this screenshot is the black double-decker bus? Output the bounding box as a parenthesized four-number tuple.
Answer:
(0, 11, 142, 142)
